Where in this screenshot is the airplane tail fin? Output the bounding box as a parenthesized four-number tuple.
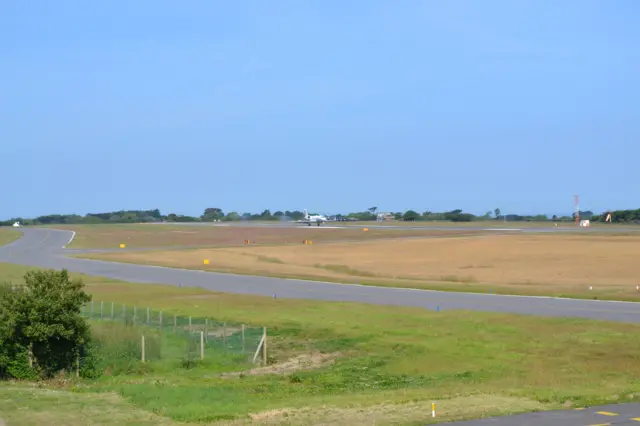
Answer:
(303, 209, 309, 219)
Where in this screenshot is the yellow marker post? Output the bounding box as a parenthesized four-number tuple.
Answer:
(119, 244, 126, 249)
(363, 228, 369, 232)
(203, 259, 210, 265)
(432, 402, 436, 418)
(308, 240, 312, 245)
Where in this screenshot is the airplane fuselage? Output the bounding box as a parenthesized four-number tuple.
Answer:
(298, 209, 327, 226)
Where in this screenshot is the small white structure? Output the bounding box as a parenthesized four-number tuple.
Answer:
(12, 221, 21, 228)
(376, 212, 394, 221)
(579, 220, 590, 228)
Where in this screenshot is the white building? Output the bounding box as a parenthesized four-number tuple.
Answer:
(376, 212, 394, 221)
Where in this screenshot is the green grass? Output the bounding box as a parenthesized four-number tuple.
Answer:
(0, 227, 22, 246)
(1, 262, 640, 425)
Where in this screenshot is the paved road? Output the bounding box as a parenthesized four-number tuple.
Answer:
(1, 228, 640, 324)
(446, 403, 640, 425)
(1, 227, 640, 425)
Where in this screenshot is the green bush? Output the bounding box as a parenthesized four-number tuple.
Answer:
(0, 269, 95, 380)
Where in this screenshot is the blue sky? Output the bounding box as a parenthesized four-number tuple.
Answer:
(1, 0, 637, 218)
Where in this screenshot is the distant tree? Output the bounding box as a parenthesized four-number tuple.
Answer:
(223, 212, 241, 221)
(403, 210, 420, 221)
(494, 208, 501, 219)
(202, 208, 224, 221)
(368, 207, 377, 215)
(444, 209, 475, 222)
(552, 214, 558, 221)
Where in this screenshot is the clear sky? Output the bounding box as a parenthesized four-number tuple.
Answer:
(1, 0, 637, 219)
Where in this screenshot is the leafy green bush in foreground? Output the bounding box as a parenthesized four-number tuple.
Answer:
(0, 269, 98, 379)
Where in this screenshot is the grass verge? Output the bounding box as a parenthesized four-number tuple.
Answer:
(0, 228, 22, 246)
(1, 262, 640, 425)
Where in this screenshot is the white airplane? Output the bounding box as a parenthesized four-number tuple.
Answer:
(297, 209, 328, 226)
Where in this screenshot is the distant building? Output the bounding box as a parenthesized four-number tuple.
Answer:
(376, 212, 394, 221)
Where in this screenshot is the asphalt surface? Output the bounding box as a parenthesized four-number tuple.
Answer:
(1, 226, 640, 425)
(445, 403, 640, 425)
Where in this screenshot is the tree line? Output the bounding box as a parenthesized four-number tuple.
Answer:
(2, 206, 639, 226)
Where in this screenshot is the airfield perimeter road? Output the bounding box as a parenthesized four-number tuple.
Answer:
(1, 226, 640, 425)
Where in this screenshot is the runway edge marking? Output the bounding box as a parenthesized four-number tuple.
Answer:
(63, 231, 76, 249)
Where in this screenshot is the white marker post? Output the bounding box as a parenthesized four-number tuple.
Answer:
(432, 402, 436, 418)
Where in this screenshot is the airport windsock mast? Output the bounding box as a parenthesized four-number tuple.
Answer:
(574, 195, 580, 225)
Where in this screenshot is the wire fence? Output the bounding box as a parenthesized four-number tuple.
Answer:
(80, 300, 267, 374)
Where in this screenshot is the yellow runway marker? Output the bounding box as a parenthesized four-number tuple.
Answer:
(596, 411, 618, 416)
(588, 423, 610, 426)
(631, 418, 640, 422)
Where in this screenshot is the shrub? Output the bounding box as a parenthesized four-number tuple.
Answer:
(0, 269, 98, 380)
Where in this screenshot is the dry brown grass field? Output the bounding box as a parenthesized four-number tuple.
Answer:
(79, 233, 640, 301)
(48, 223, 486, 249)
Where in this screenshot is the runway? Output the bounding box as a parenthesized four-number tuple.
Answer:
(2, 226, 640, 425)
(151, 219, 640, 234)
(1, 227, 640, 324)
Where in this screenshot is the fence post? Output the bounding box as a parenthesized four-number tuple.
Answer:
(189, 316, 192, 328)
(28, 343, 33, 368)
(200, 331, 204, 360)
(241, 324, 245, 352)
(100, 301, 104, 318)
(141, 335, 146, 363)
(146, 307, 150, 324)
(111, 302, 114, 319)
(262, 327, 267, 365)
(159, 311, 163, 328)
(204, 319, 208, 342)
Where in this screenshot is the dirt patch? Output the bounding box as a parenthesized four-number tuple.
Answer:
(216, 395, 549, 426)
(220, 352, 341, 378)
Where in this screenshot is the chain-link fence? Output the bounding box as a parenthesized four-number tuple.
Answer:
(80, 301, 266, 375)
